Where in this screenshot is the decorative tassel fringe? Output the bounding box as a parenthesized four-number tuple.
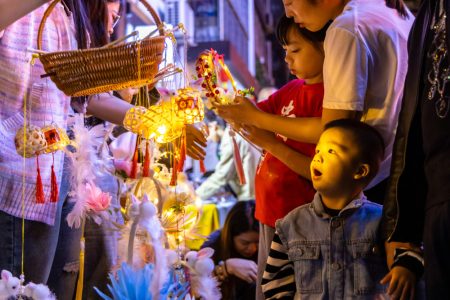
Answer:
(130, 138, 139, 179)
(170, 155, 178, 186)
(142, 141, 151, 177)
(36, 155, 45, 204)
(231, 135, 246, 185)
(199, 160, 206, 173)
(177, 129, 186, 172)
(50, 153, 59, 202)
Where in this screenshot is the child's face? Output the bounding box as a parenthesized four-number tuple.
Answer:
(310, 128, 363, 197)
(283, 0, 338, 32)
(284, 28, 324, 83)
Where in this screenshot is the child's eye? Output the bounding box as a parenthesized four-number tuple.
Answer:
(292, 49, 300, 53)
(328, 149, 336, 154)
(315, 149, 320, 154)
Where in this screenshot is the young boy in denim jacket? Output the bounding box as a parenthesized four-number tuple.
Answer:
(261, 119, 422, 299)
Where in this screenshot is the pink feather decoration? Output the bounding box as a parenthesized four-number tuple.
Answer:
(85, 182, 111, 212)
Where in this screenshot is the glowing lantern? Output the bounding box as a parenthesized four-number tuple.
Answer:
(41, 125, 70, 153)
(124, 102, 184, 144)
(172, 87, 205, 124)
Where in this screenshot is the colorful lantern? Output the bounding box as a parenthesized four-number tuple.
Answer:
(172, 87, 204, 124)
(41, 124, 70, 153)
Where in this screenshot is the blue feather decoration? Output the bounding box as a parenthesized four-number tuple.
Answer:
(95, 263, 191, 300)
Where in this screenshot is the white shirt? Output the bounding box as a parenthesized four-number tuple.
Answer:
(196, 126, 261, 201)
(323, 0, 414, 187)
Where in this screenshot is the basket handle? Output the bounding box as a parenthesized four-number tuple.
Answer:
(138, 0, 165, 37)
(37, 0, 61, 51)
(37, 0, 165, 51)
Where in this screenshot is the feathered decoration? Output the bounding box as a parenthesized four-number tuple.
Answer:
(95, 263, 190, 300)
(65, 114, 109, 228)
(22, 282, 56, 300)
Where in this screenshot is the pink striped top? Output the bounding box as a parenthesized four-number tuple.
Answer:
(0, 3, 77, 225)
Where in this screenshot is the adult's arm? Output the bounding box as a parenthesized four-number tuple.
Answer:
(250, 107, 358, 144)
(0, 0, 50, 31)
(86, 92, 132, 125)
(219, 97, 358, 144)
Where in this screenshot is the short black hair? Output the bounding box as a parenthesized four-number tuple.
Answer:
(276, 15, 329, 49)
(324, 119, 385, 183)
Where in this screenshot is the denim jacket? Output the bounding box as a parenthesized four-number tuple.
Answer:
(276, 192, 388, 299)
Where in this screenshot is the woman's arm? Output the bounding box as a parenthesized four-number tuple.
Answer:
(0, 0, 50, 31)
(219, 97, 358, 144)
(86, 92, 206, 159)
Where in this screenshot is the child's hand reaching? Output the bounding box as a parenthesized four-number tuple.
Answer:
(217, 96, 260, 126)
(241, 125, 277, 149)
(380, 266, 416, 300)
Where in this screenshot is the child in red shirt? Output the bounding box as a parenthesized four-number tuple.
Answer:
(219, 16, 326, 299)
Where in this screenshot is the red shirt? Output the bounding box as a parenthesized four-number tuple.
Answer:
(255, 79, 323, 227)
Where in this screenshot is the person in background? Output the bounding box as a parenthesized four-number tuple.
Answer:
(201, 200, 259, 300)
(381, 0, 450, 297)
(262, 119, 422, 299)
(195, 122, 261, 202)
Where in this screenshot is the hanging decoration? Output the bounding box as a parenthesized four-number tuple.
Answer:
(195, 49, 250, 185)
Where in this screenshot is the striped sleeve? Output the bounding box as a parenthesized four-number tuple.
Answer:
(261, 232, 296, 299)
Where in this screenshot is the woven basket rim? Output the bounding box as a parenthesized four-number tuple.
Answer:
(38, 35, 166, 58)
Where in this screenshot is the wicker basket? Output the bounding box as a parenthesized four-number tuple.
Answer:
(37, 0, 166, 97)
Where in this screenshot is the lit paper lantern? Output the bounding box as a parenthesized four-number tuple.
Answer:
(124, 103, 184, 144)
(172, 87, 205, 124)
(41, 125, 70, 153)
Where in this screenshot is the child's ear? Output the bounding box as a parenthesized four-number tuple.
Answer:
(354, 164, 370, 180)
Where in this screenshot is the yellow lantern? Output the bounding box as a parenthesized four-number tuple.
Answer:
(124, 102, 184, 144)
(172, 87, 205, 124)
(41, 125, 70, 153)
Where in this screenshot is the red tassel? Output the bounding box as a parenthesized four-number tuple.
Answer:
(50, 153, 59, 202)
(170, 155, 178, 186)
(199, 160, 206, 173)
(130, 138, 139, 179)
(231, 135, 246, 185)
(142, 141, 151, 177)
(177, 129, 186, 172)
(36, 155, 45, 204)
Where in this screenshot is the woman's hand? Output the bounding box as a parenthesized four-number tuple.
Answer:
(216, 96, 260, 126)
(185, 124, 207, 160)
(225, 258, 258, 283)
